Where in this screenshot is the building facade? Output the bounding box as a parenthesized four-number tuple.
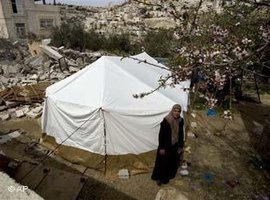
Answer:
(0, 0, 60, 40)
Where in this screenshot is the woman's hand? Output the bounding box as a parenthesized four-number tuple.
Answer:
(159, 149, 165, 155)
(177, 148, 183, 154)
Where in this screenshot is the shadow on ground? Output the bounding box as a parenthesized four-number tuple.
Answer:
(237, 99, 270, 168)
(0, 138, 137, 200)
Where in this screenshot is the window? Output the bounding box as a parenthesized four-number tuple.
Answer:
(11, 0, 17, 13)
(40, 19, 54, 29)
(15, 23, 26, 38)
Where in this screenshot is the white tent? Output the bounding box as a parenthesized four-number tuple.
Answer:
(41, 52, 190, 155)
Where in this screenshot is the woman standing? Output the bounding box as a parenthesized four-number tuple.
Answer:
(151, 104, 184, 186)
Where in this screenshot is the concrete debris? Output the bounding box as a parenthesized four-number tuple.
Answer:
(191, 113, 196, 118)
(0, 113, 10, 121)
(22, 105, 30, 113)
(15, 109, 25, 118)
(30, 56, 44, 67)
(69, 66, 80, 73)
(187, 131, 196, 138)
(40, 45, 63, 61)
(26, 110, 42, 119)
(118, 169, 129, 179)
(0, 82, 50, 104)
(42, 39, 52, 46)
(185, 146, 191, 154)
(0, 105, 7, 111)
(0, 75, 9, 84)
(0, 130, 22, 144)
(21, 78, 38, 84)
(191, 122, 197, 128)
(26, 106, 43, 119)
(32, 106, 43, 114)
(5, 101, 17, 107)
(0, 39, 104, 122)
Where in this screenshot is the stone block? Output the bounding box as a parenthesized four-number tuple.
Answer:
(191, 122, 197, 128)
(118, 169, 129, 179)
(0, 113, 10, 121)
(26, 111, 42, 119)
(69, 66, 80, 73)
(22, 106, 30, 113)
(0, 105, 7, 111)
(5, 101, 17, 107)
(21, 79, 38, 84)
(32, 106, 43, 114)
(15, 110, 25, 118)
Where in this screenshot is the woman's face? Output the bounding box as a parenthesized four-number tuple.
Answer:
(172, 108, 181, 119)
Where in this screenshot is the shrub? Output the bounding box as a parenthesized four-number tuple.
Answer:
(142, 29, 174, 57)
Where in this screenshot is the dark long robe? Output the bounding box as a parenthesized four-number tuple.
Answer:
(151, 117, 184, 184)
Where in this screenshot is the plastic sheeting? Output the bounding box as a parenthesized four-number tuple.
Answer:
(41, 52, 190, 155)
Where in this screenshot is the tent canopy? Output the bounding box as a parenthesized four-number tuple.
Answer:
(41, 52, 190, 155)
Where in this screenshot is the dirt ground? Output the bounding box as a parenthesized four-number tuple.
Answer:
(0, 95, 270, 200)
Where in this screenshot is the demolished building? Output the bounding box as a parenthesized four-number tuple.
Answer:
(0, 0, 60, 40)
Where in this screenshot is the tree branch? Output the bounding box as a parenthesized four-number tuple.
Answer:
(122, 56, 171, 71)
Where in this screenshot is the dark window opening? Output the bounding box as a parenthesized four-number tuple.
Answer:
(15, 23, 26, 38)
(40, 19, 54, 29)
(11, 0, 18, 13)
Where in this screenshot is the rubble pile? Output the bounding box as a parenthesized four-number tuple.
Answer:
(0, 39, 22, 62)
(0, 39, 103, 122)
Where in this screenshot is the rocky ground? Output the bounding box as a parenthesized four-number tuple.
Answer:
(0, 95, 270, 200)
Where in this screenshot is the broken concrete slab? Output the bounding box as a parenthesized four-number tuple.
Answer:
(29, 56, 44, 67)
(29, 74, 39, 81)
(22, 106, 30, 114)
(118, 169, 129, 179)
(32, 106, 43, 114)
(15, 109, 25, 118)
(76, 57, 84, 65)
(26, 111, 42, 119)
(42, 39, 52, 46)
(0, 113, 10, 121)
(0, 75, 8, 85)
(40, 45, 63, 61)
(21, 78, 38, 84)
(2, 65, 20, 77)
(56, 73, 67, 80)
(69, 66, 80, 73)
(0, 105, 7, 111)
(58, 57, 68, 72)
(26, 107, 43, 119)
(7, 108, 16, 113)
(0, 130, 22, 144)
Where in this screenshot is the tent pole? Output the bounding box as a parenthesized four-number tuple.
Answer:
(101, 108, 107, 176)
